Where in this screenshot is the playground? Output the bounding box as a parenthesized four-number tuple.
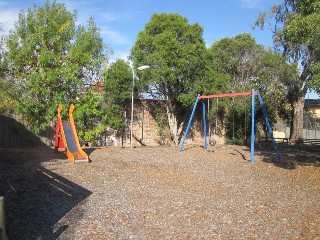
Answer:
(1, 145, 319, 239)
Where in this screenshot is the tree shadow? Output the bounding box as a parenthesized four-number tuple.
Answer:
(258, 148, 320, 170)
(0, 148, 92, 239)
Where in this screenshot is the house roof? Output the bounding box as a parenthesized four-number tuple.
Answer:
(305, 99, 320, 107)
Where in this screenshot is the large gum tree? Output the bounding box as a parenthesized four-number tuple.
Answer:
(256, 0, 320, 142)
(130, 13, 208, 145)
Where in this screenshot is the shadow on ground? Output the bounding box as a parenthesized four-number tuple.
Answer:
(257, 147, 320, 170)
(83, 147, 97, 156)
(0, 148, 92, 240)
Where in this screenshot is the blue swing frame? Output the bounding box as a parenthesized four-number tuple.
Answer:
(179, 89, 281, 165)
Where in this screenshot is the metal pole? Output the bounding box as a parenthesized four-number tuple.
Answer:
(257, 90, 281, 161)
(180, 95, 200, 152)
(208, 99, 210, 139)
(202, 100, 208, 150)
(232, 97, 235, 140)
(245, 98, 247, 140)
(130, 65, 150, 149)
(142, 104, 144, 140)
(215, 98, 218, 135)
(130, 68, 135, 149)
(124, 111, 127, 147)
(251, 89, 255, 165)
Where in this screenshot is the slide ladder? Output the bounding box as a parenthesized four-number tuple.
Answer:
(55, 104, 89, 164)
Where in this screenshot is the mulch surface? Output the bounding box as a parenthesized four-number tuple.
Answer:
(0, 145, 320, 239)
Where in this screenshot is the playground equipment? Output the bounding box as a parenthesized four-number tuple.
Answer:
(179, 89, 281, 164)
(55, 104, 89, 164)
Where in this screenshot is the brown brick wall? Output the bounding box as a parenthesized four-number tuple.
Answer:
(131, 99, 159, 146)
(119, 99, 225, 147)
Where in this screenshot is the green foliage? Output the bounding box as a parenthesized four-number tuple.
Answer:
(254, 0, 320, 141)
(103, 59, 132, 129)
(72, 89, 105, 143)
(179, 58, 231, 109)
(256, 0, 320, 95)
(144, 100, 171, 145)
(0, 29, 14, 115)
(210, 33, 263, 88)
(208, 33, 298, 142)
(153, 107, 171, 145)
(131, 13, 208, 107)
(310, 62, 320, 92)
(130, 13, 211, 144)
(222, 96, 251, 145)
(284, 0, 320, 94)
(3, 0, 108, 134)
(0, 27, 5, 77)
(256, 50, 299, 123)
(0, 78, 17, 116)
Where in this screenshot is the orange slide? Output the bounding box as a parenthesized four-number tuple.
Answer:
(55, 104, 89, 164)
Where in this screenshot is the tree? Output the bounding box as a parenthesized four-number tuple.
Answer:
(103, 59, 132, 130)
(208, 34, 298, 142)
(0, 26, 4, 77)
(0, 26, 15, 115)
(255, 0, 320, 142)
(4, 0, 108, 134)
(130, 13, 208, 145)
(209, 33, 263, 89)
(72, 88, 105, 145)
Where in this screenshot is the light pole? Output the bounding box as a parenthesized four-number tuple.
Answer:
(130, 65, 150, 148)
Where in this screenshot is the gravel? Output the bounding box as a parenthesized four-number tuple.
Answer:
(0, 145, 320, 239)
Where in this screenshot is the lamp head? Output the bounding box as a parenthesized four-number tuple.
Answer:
(137, 65, 150, 71)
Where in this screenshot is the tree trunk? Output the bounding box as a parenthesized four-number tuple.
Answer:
(290, 96, 304, 143)
(166, 101, 182, 145)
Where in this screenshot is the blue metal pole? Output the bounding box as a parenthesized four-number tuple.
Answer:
(179, 95, 200, 152)
(251, 89, 255, 164)
(257, 91, 281, 161)
(202, 100, 208, 150)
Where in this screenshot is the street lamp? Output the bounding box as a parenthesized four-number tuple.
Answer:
(130, 65, 150, 148)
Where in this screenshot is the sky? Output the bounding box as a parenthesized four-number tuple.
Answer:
(0, 0, 318, 98)
(0, 0, 282, 60)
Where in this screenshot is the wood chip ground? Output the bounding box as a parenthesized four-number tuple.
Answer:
(0, 145, 319, 239)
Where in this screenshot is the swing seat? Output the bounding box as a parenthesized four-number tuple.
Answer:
(208, 137, 216, 146)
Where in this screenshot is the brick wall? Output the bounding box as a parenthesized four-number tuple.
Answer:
(129, 99, 164, 147)
(119, 99, 225, 147)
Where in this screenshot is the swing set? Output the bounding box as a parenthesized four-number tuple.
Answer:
(207, 93, 248, 145)
(179, 89, 281, 165)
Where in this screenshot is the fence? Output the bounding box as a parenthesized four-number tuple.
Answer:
(0, 115, 49, 148)
(303, 129, 320, 139)
(303, 110, 320, 139)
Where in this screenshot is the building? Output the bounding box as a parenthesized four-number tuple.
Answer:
(305, 99, 320, 118)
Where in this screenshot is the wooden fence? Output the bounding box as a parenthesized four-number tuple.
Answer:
(0, 115, 48, 148)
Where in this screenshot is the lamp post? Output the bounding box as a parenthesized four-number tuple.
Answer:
(130, 65, 150, 149)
